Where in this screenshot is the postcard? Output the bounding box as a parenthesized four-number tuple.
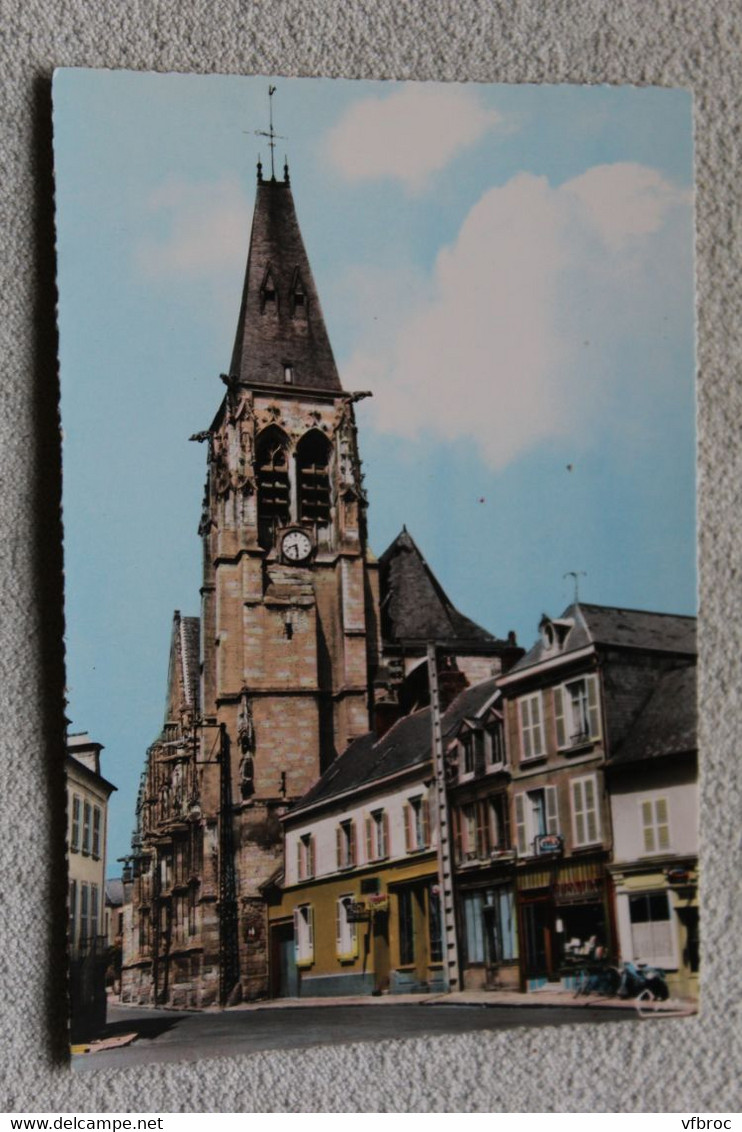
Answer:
(53, 71, 697, 1068)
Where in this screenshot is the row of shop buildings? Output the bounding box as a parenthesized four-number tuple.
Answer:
(264, 601, 698, 1000)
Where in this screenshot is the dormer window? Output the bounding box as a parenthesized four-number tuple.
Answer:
(260, 269, 278, 313)
(291, 268, 307, 316)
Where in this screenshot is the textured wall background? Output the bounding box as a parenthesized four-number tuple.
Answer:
(1, 0, 740, 1113)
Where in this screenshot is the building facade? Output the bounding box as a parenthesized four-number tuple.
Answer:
(606, 665, 698, 998)
(497, 603, 696, 992)
(67, 731, 116, 1037)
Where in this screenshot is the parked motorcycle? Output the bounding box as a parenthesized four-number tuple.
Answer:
(617, 960, 669, 1001)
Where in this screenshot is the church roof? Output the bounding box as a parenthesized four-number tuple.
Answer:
(379, 528, 500, 649)
(229, 172, 342, 392)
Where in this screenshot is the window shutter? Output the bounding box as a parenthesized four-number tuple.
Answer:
(532, 694, 544, 755)
(293, 909, 300, 960)
(91, 884, 99, 935)
(308, 906, 314, 959)
(656, 798, 670, 850)
(476, 801, 487, 857)
(519, 699, 532, 760)
(349, 821, 357, 866)
(474, 731, 486, 776)
(545, 786, 559, 834)
(296, 838, 303, 881)
(336, 826, 342, 869)
(382, 811, 390, 857)
(335, 899, 343, 953)
(453, 808, 463, 861)
(404, 804, 412, 852)
(587, 676, 601, 739)
(308, 837, 315, 877)
(422, 799, 431, 847)
(365, 816, 373, 861)
(572, 780, 586, 846)
(514, 794, 527, 855)
(642, 800, 655, 852)
(92, 807, 101, 857)
(554, 686, 566, 748)
(585, 777, 599, 842)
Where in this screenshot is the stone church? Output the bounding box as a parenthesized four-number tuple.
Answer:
(121, 154, 518, 1008)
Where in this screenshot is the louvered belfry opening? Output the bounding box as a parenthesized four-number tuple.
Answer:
(256, 426, 290, 549)
(297, 430, 331, 529)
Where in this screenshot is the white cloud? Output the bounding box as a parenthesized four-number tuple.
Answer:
(135, 178, 252, 278)
(325, 85, 505, 193)
(342, 163, 692, 469)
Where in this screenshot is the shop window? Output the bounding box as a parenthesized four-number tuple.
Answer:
(514, 786, 559, 856)
(297, 833, 316, 880)
(463, 888, 518, 966)
(628, 892, 676, 969)
(641, 797, 671, 854)
(335, 895, 358, 959)
(571, 775, 601, 847)
(398, 888, 415, 965)
(297, 431, 332, 527)
(336, 819, 357, 869)
(518, 692, 545, 761)
(256, 426, 290, 549)
(554, 675, 601, 749)
(293, 904, 314, 965)
(365, 809, 389, 861)
(404, 796, 431, 852)
(70, 794, 81, 852)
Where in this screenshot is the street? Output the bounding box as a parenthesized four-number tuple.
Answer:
(74, 1000, 640, 1070)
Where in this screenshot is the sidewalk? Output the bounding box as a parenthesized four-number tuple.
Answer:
(223, 987, 697, 1015)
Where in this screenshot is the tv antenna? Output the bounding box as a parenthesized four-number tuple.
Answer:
(254, 85, 286, 180)
(564, 570, 587, 602)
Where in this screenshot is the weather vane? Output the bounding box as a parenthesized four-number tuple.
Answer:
(254, 84, 286, 181)
(564, 570, 587, 602)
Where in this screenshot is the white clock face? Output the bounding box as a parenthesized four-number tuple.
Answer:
(281, 529, 312, 562)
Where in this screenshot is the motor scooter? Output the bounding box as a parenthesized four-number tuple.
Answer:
(617, 959, 669, 1000)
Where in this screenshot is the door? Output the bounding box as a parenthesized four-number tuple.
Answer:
(271, 922, 298, 998)
(521, 900, 554, 982)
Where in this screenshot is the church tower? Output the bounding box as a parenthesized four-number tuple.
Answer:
(193, 157, 380, 998)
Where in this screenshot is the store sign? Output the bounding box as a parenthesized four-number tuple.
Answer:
(366, 893, 389, 913)
(346, 901, 371, 923)
(535, 833, 563, 856)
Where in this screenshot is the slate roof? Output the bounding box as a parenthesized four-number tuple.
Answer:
(609, 664, 697, 765)
(379, 528, 500, 649)
(510, 602, 696, 673)
(289, 676, 500, 815)
(229, 174, 342, 392)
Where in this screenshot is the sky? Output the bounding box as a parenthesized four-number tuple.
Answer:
(53, 72, 696, 869)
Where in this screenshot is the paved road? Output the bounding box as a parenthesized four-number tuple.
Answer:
(74, 1000, 638, 1070)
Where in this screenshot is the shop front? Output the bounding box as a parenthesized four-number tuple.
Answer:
(516, 859, 613, 991)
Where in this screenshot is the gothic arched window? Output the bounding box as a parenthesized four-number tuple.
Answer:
(256, 426, 290, 549)
(297, 430, 331, 528)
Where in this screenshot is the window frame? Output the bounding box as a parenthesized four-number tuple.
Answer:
(336, 819, 357, 870)
(297, 832, 316, 880)
(514, 786, 559, 856)
(571, 774, 602, 848)
(404, 795, 431, 853)
(294, 903, 315, 966)
(335, 894, 359, 960)
(640, 796, 671, 855)
(518, 692, 546, 762)
(70, 794, 81, 853)
(554, 674, 601, 750)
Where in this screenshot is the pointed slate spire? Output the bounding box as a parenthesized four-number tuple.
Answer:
(229, 173, 342, 391)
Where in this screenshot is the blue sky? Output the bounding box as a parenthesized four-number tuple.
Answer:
(53, 72, 695, 868)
